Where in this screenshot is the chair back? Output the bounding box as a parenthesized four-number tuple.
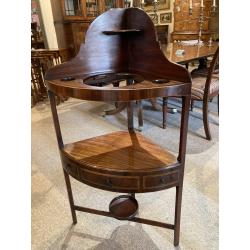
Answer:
(31, 49, 70, 106)
(204, 47, 219, 99)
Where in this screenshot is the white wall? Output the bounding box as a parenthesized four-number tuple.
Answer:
(39, 0, 58, 49)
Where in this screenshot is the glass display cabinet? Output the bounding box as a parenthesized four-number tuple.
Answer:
(56, 0, 125, 55)
(61, 0, 124, 20)
(63, 0, 83, 17)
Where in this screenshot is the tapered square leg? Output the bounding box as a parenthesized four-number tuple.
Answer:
(63, 170, 77, 224)
(127, 101, 134, 131)
(190, 100, 194, 111)
(174, 186, 183, 246)
(137, 100, 143, 131)
(162, 97, 168, 129)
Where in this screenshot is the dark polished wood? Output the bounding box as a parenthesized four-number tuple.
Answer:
(31, 48, 71, 106)
(46, 79, 190, 102)
(50, 0, 125, 55)
(62, 131, 179, 193)
(191, 47, 219, 140)
(31, 57, 47, 105)
(161, 47, 219, 139)
(162, 42, 218, 64)
(162, 97, 168, 129)
(74, 205, 175, 229)
(45, 9, 190, 83)
(159, 42, 218, 129)
(109, 195, 138, 220)
(137, 100, 143, 131)
(31, 22, 45, 49)
(172, 0, 219, 42)
(102, 42, 218, 124)
(155, 25, 168, 44)
(45, 8, 191, 247)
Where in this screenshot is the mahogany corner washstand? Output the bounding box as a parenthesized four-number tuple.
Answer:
(45, 8, 191, 247)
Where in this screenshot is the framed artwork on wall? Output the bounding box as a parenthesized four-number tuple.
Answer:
(132, 0, 141, 7)
(160, 12, 172, 23)
(144, 0, 170, 12)
(148, 13, 158, 24)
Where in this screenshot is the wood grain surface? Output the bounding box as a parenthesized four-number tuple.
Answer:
(63, 131, 177, 171)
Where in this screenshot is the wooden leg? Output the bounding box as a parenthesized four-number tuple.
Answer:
(48, 91, 77, 223)
(198, 58, 208, 70)
(190, 99, 194, 111)
(149, 98, 162, 110)
(174, 185, 183, 247)
(55, 95, 61, 105)
(203, 99, 212, 140)
(127, 101, 134, 131)
(63, 169, 77, 224)
(126, 79, 134, 131)
(162, 97, 168, 129)
(137, 100, 143, 131)
(174, 96, 190, 246)
(112, 81, 120, 109)
(105, 102, 127, 115)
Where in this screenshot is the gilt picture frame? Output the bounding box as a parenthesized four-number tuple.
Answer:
(144, 0, 170, 12)
(160, 12, 172, 23)
(148, 13, 159, 24)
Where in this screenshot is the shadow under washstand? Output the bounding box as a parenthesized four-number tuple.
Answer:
(61, 222, 163, 250)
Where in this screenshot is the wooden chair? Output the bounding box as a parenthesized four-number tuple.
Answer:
(190, 47, 219, 140)
(31, 57, 48, 106)
(45, 8, 192, 247)
(162, 48, 219, 140)
(31, 22, 45, 49)
(31, 49, 70, 106)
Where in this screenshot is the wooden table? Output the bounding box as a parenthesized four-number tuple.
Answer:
(162, 42, 219, 64)
(105, 42, 218, 117)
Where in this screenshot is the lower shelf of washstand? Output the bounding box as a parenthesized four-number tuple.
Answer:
(62, 131, 181, 193)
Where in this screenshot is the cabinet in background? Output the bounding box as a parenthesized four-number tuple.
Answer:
(171, 0, 219, 42)
(51, 0, 125, 56)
